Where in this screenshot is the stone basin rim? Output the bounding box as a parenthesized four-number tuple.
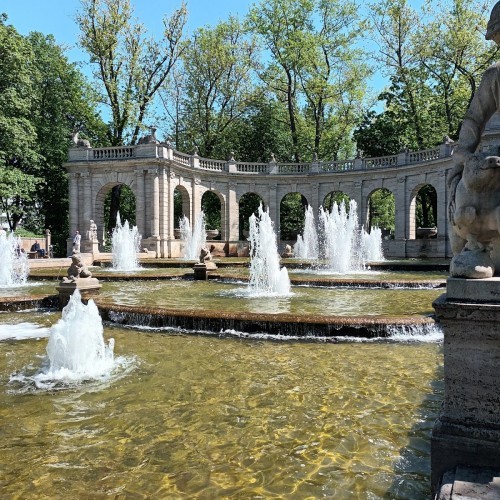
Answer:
(0, 294, 436, 339)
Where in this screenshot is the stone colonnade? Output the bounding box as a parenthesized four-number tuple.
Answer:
(65, 142, 458, 258)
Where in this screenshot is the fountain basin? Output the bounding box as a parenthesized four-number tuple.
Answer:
(0, 315, 443, 498)
(92, 280, 440, 338)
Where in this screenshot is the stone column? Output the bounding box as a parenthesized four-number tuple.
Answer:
(436, 170, 449, 258)
(268, 184, 278, 236)
(135, 168, 146, 238)
(158, 167, 169, 257)
(395, 176, 407, 240)
(431, 278, 500, 494)
(309, 182, 319, 216)
(81, 172, 92, 237)
(146, 167, 160, 256)
(167, 171, 176, 239)
(68, 173, 79, 256)
(192, 177, 201, 228)
(227, 182, 239, 242)
(150, 168, 160, 238)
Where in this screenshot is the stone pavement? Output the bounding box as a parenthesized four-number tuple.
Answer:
(437, 467, 500, 499)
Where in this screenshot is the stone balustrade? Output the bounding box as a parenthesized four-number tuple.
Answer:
(67, 141, 454, 174)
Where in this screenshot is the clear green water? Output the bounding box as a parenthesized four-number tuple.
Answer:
(0, 311, 443, 498)
(99, 280, 443, 318)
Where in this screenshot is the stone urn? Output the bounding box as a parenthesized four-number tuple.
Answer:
(206, 229, 219, 240)
(416, 227, 438, 239)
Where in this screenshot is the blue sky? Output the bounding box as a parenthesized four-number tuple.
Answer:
(2, 0, 256, 64)
(2, 0, 430, 108)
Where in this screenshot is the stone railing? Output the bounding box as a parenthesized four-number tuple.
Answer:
(198, 158, 226, 171)
(67, 140, 454, 174)
(408, 147, 440, 163)
(320, 159, 355, 172)
(363, 154, 399, 169)
(236, 162, 269, 174)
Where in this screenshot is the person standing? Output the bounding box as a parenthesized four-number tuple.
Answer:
(73, 230, 81, 253)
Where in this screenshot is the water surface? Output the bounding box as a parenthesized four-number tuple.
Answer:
(0, 313, 443, 498)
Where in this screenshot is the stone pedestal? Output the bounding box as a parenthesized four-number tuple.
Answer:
(431, 277, 500, 493)
(193, 261, 217, 280)
(56, 278, 102, 309)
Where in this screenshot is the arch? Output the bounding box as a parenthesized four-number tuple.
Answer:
(322, 191, 351, 213)
(173, 185, 191, 229)
(367, 188, 395, 238)
(201, 190, 223, 240)
(409, 183, 438, 239)
(280, 192, 309, 241)
(239, 192, 265, 239)
(95, 182, 138, 245)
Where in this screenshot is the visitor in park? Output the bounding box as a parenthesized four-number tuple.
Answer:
(30, 240, 45, 258)
(73, 230, 81, 253)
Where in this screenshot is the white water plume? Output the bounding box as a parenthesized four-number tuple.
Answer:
(180, 212, 206, 260)
(112, 213, 142, 270)
(248, 204, 291, 296)
(0, 232, 29, 286)
(294, 205, 319, 260)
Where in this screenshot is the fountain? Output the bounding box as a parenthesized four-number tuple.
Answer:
(319, 200, 363, 273)
(0, 191, 446, 499)
(7, 289, 116, 391)
(248, 204, 291, 295)
(362, 225, 384, 262)
(293, 201, 384, 272)
(43, 289, 115, 384)
(0, 231, 29, 286)
(112, 213, 142, 270)
(180, 212, 206, 260)
(293, 205, 319, 259)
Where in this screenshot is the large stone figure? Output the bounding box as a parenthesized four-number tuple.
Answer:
(448, 1, 500, 278)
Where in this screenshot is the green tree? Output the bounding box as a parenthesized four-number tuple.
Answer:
(77, 0, 187, 232)
(323, 191, 350, 212)
(201, 191, 221, 233)
(0, 16, 41, 231)
(248, 0, 368, 162)
(239, 193, 264, 238)
(175, 17, 258, 158)
(228, 94, 293, 162)
(368, 189, 395, 233)
(77, 0, 187, 146)
(0, 167, 41, 231)
(27, 31, 107, 254)
(416, 184, 437, 228)
(415, 0, 498, 138)
(369, 0, 430, 150)
(280, 192, 307, 240)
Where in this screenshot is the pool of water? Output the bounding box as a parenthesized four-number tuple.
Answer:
(0, 281, 57, 298)
(0, 312, 443, 498)
(98, 280, 443, 318)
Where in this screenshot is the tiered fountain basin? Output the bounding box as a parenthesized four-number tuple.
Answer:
(3, 259, 447, 339)
(0, 258, 447, 497)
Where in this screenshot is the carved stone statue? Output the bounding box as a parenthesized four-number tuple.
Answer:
(281, 244, 293, 258)
(63, 251, 93, 282)
(70, 131, 91, 148)
(88, 220, 98, 241)
(138, 126, 159, 144)
(199, 244, 213, 263)
(448, 1, 500, 278)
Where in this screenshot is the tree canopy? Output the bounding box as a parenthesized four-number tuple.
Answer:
(1, 0, 499, 249)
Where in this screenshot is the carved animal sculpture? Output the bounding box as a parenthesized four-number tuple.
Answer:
(451, 153, 500, 250)
(138, 127, 159, 144)
(70, 131, 91, 148)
